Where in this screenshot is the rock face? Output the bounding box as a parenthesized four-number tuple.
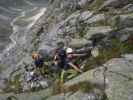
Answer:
(0, 88, 52, 100)
(101, 0, 131, 9)
(0, 0, 133, 99)
(105, 55, 133, 100)
(65, 54, 133, 100)
(1, 0, 133, 74)
(64, 54, 133, 100)
(1, 55, 133, 100)
(85, 26, 112, 39)
(45, 91, 101, 100)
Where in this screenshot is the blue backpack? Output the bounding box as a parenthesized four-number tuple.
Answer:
(57, 48, 67, 61)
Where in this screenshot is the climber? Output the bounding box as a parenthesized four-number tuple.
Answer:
(53, 42, 83, 82)
(66, 47, 87, 69)
(66, 47, 88, 61)
(52, 42, 65, 75)
(54, 42, 83, 72)
(32, 52, 47, 76)
(32, 52, 44, 66)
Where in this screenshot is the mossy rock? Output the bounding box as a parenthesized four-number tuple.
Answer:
(78, 81, 95, 93)
(84, 38, 133, 71)
(0, 65, 4, 73)
(109, 15, 121, 30)
(89, 0, 105, 11)
(9, 74, 22, 93)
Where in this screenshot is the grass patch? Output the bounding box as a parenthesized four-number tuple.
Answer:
(78, 22, 88, 38)
(90, 19, 110, 27)
(9, 74, 22, 93)
(78, 81, 95, 93)
(111, 38, 133, 54)
(84, 38, 133, 71)
(52, 80, 64, 95)
(52, 81, 95, 95)
(110, 16, 121, 30)
(0, 65, 4, 73)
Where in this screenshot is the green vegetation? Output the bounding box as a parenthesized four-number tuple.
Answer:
(52, 80, 64, 95)
(78, 23, 88, 37)
(78, 81, 95, 93)
(84, 38, 133, 71)
(129, 0, 133, 3)
(52, 81, 95, 95)
(40, 96, 49, 100)
(51, 36, 133, 95)
(112, 38, 133, 54)
(90, 19, 110, 27)
(47, 15, 56, 23)
(6, 96, 18, 100)
(110, 16, 121, 30)
(9, 74, 22, 93)
(89, 0, 105, 11)
(0, 65, 4, 73)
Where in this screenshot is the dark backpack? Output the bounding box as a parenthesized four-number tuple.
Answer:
(57, 48, 67, 61)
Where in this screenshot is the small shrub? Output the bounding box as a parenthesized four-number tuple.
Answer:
(9, 74, 22, 93)
(90, 20, 110, 27)
(64, 81, 95, 93)
(111, 38, 133, 54)
(78, 23, 88, 38)
(6, 96, 18, 100)
(52, 81, 95, 95)
(52, 80, 64, 95)
(0, 64, 8, 73)
(78, 81, 95, 93)
(110, 16, 121, 30)
(84, 38, 133, 71)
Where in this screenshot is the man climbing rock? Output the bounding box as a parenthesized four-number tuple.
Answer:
(53, 42, 83, 82)
(54, 42, 83, 72)
(66, 47, 88, 66)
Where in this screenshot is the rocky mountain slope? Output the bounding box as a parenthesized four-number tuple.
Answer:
(0, 0, 48, 52)
(0, 0, 133, 100)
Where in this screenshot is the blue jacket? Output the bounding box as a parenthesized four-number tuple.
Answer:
(34, 57, 44, 68)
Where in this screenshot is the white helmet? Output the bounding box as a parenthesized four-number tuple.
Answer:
(66, 48, 73, 53)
